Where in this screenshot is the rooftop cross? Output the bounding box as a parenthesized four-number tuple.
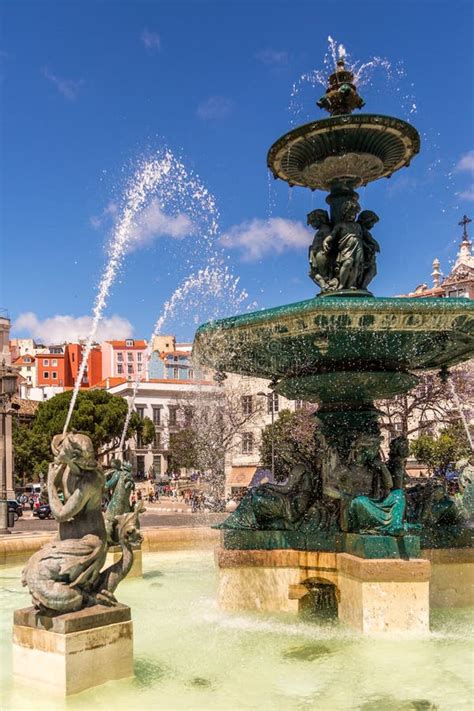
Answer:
(458, 214, 472, 240)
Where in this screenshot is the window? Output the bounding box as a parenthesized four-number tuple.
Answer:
(52, 372, 57, 379)
(126, 339, 134, 347)
(242, 432, 254, 454)
(43, 372, 49, 379)
(295, 399, 304, 409)
(52, 359, 58, 366)
(184, 407, 194, 425)
(136, 432, 143, 449)
(152, 407, 161, 425)
(189, 369, 194, 380)
(72, 353, 75, 362)
(137, 352, 142, 362)
(173, 366, 179, 379)
(136, 406, 145, 419)
(43, 359, 48, 366)
(26, 366, 31, 372)
(117, 364, 123, 375)
(241, 395, 253, 415)
(127, 364, 133, 375)
(153, 455, 162, 475)
(117, 352, 123, 363)
(136, 455, 145, 477)
(153, 431, 161, 449)
(267, 393, 279, 414)
(127, 352, 133, 362)
(168, 406, 177, 426)
(24, 356, 31, 363)
(137, 363, 142, 372)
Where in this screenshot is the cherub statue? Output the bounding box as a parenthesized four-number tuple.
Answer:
(328, 199, 365, 290)
(307, 209, 334, 291)
(358, 210, 380, 290)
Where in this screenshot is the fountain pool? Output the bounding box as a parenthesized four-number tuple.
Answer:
(1, 549, 473, 710)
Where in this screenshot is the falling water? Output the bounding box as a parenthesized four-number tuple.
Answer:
(449, 380, 474, 451)
(63, 149, 221, 435)
(288, 35, 416, 125)
(118, 262, 249, 452)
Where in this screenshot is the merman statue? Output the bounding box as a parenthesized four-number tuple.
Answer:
(218, 463, 317, 530)
(104, 458, 135, 545)
(345, 436, 417, 536)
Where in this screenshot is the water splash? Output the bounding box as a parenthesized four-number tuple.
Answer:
(288, 36, 417, 125)
(64, 149, 222, 434)
(118, 262, 249, 452)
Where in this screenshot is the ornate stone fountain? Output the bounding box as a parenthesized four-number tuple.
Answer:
(193, 59, 474, 632)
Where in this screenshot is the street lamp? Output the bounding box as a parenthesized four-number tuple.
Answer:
(1, 365, 18, 534)
(257, 391, 275, 480)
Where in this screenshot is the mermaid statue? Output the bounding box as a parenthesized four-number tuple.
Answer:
(22, 433, 141, 614)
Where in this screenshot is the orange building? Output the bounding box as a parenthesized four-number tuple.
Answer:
(36, 346, 66, 387)
(65, 344, 102, 388)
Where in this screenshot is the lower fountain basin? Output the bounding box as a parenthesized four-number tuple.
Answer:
(1, 550, 473, 709)
(194, 296, 474, 400)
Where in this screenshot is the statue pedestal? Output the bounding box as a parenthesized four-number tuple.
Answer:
(216, 547, 431, 635)
(337, 553, 430, 634)
(106, 544, 142, 577)
(12, 604, 133, 696)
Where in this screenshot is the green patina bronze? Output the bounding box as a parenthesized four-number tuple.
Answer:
(194, 53, 474, 559)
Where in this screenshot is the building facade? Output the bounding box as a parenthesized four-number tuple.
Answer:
(101, 339, 147, 380)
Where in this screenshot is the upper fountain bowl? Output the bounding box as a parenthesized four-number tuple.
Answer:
(267, 113, 420, 191)
(268, 59, 420, 191)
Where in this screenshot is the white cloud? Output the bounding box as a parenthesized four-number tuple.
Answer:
(141, 29, 161, 53)
(126, 197, 194, 250)
(90, 201, 119, 229)
(458, 186, 474, 201)
(221, 217, 311, 261)
(90, 198, 194, 250)
(197, 96, 233, 120)
(43, 66, 83, 100)
(13, 313, 133, 345)
(255, 49, 289, 66)
(456, 151, 474, 172)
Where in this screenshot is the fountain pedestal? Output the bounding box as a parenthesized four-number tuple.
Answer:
(216, 547, 430, 634)
(12, 604, 133, 696)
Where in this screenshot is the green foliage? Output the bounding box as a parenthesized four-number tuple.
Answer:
(259, 408, 318, 481)
(410, 423, 471, 475)
(167, 429, 199, 473)
(13, 390, 141, 483)
(139, 417, 156, 447)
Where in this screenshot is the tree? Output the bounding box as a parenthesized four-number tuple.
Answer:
(167, 429, 199, 474)
(169, 379, 265, 496)
(377, 363, 474, 441)
(410, 423, 471, 476)
(259, 407, 319, 481)
(13, 389, 143, 483)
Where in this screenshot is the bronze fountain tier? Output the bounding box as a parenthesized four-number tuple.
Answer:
(193, 60, 474, 557)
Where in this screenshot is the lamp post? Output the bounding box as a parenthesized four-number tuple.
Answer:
(257, 391, 275, 480)
(0, 366, 18, 534)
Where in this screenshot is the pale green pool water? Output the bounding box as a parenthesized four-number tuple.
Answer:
(1, 550, 473, 710)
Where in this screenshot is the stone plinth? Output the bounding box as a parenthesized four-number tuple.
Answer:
(106, 544, 142, 577)
(216, 547, 431, 635)
(12, 604, 133, 695)
(337, 553, 430, 634)
(422, 547, 474, 607)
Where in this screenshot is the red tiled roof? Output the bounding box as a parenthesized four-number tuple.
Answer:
(13, 355, 36, 366)
(106, 340, 147, 349)
(93, 377, 127, 389)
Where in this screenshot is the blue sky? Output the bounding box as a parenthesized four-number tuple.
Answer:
(2, 0, 473, 344)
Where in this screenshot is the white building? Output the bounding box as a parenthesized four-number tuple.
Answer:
(101, 377, 220, 479)
(222, 373, 299, 496)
